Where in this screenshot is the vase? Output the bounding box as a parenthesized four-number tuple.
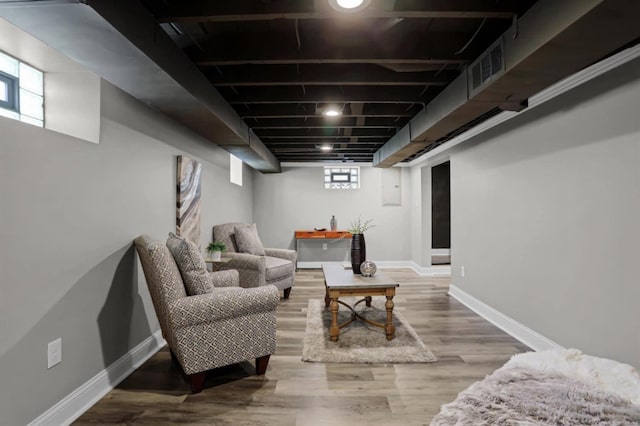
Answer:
(350, 233, 366, 274)
(211, 251, 221, 261)
(330, 215, 337, 231)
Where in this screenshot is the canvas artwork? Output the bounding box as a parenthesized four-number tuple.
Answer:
(176, 155, 202, 246)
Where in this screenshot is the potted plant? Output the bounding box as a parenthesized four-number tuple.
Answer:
(206, 241, 226, 261)
(347, 216, 375, 274)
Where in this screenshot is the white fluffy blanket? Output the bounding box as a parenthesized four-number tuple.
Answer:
(431, 349, 640, 425)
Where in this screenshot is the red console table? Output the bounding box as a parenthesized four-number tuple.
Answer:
(294, 230, 351, 240)
(294, 230, 352, 268)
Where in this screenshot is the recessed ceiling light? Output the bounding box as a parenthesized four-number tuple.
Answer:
(323, 108, 342, 117)
(337, 0, 363, 8)
(319, 144, 333, 151)
(328, 0, 371, 13)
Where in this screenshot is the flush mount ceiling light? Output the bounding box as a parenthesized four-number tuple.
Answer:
(318, 144, 333, 151)
(323, 108, 342, 117)
(328, 0, 372, 13)
(318, 103, 343, 117)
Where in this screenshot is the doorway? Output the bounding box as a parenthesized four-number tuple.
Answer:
(431, 161, 451, 265)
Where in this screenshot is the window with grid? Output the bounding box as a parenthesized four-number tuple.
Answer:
(324, 166, 360, 189)
(0, 50, 44, 127)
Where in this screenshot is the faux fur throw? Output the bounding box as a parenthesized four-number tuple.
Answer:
(431, 366, 640, 425)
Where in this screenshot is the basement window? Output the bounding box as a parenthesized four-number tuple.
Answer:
(324, 166, 360, 189)
(230, 153, 243, 186)
(0, 50, 44, 127)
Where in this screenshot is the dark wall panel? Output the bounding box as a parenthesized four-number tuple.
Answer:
(431, 161, 451, 248)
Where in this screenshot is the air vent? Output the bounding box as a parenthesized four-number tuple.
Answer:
(468, 37, 505, 96)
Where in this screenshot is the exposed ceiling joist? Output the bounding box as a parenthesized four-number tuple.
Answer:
(250, 117, 406, 127)
(255, 128, 394, 138)
(224, 86, 437, 104)
(264, 137, 386, 144)
(191, 32, 476, 66)
(207, 64, 456, 87)
(152, 0, 520, 23)
(238, 103, 420, 119)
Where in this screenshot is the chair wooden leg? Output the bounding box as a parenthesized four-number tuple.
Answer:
(283, 287, 292, 299)
(189, 372, 206, 394)
(256, 355, 270, 375)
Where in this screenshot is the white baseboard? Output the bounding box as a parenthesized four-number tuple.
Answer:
(409, 261, 452, 277)
(448, 284, 564, 352)
(431, 249, 450, 256)
(29, 330, 165, 426)
(296, 260, 451, 277)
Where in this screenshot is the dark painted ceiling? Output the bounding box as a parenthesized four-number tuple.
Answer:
(140, 0, 538, 163)
(4, 0, 636, 169)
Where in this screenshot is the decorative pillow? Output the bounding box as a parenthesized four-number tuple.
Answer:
(166, 232, 214, 295)
(234, 223, 266, 256)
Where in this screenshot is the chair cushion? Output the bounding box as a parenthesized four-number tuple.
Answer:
(234, 224, 266, 256)
(265, 256, 294, 281)
(166, 233, 214, 295)
(212, 222, 242, 253)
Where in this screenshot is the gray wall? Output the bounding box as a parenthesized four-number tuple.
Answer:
(0, 80, 253, 425)
(449, 58, 640, 368)
(253, 166, 412, 263)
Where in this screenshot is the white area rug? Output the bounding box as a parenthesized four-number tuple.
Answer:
(431, 349, 640, 425)
(301, 298, 437, 363)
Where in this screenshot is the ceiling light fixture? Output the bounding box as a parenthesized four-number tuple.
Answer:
(328, 0, 371, 13)
(319, 144, 333, 151)
(323, 108, 342, 117)
(337, 0, 363, 8)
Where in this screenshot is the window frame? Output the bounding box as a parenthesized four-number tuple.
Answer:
(324, 166, 360, 189)
(0, 71, 19, 113)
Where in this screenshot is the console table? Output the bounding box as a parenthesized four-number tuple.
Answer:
(294, 230, 351, 240)
(294, 230, 351, 268)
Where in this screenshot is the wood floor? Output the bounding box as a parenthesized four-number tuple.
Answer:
(75, 269, 530, 425)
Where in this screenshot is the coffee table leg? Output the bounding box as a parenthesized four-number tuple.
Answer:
(330, 298, 340, 342)
(365, 296, 372, 307)
(385, 294, 395, 340)
(324, 283, 330, 308)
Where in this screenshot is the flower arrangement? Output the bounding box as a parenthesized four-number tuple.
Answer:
(347, 216, 375, 234)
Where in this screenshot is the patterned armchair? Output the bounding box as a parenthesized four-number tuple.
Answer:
(134, 235, 279, 393)
(213, 223, 297, 298)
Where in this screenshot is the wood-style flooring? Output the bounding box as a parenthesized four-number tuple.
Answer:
(74, 269, 530, 425)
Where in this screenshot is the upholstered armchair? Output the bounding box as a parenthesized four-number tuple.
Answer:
(212, 223, 297, 298)
(134, 235, 279, 393)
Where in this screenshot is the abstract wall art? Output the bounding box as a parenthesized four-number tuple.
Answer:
(176, 155, 202, 246)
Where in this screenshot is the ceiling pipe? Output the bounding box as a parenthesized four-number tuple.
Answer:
(374, 0, 640, 167)
(0, 0, 281, 173)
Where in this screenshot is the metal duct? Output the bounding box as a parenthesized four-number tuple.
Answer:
(374, 0, 640, 167)
(0, 0, 281, 173)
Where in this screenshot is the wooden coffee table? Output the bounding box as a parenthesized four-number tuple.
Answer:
(322, 263, 399, 342)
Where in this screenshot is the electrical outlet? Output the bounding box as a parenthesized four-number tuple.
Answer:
(48, 338, 62, 369)
(461, 266, 466, 277)
(322, 243, 327, 250)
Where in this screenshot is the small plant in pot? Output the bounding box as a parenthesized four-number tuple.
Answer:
(206, 241, 226, 261)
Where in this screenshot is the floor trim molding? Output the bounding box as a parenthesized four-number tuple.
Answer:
(29, 330, 165, 426)
(448, 284, 564, 352)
